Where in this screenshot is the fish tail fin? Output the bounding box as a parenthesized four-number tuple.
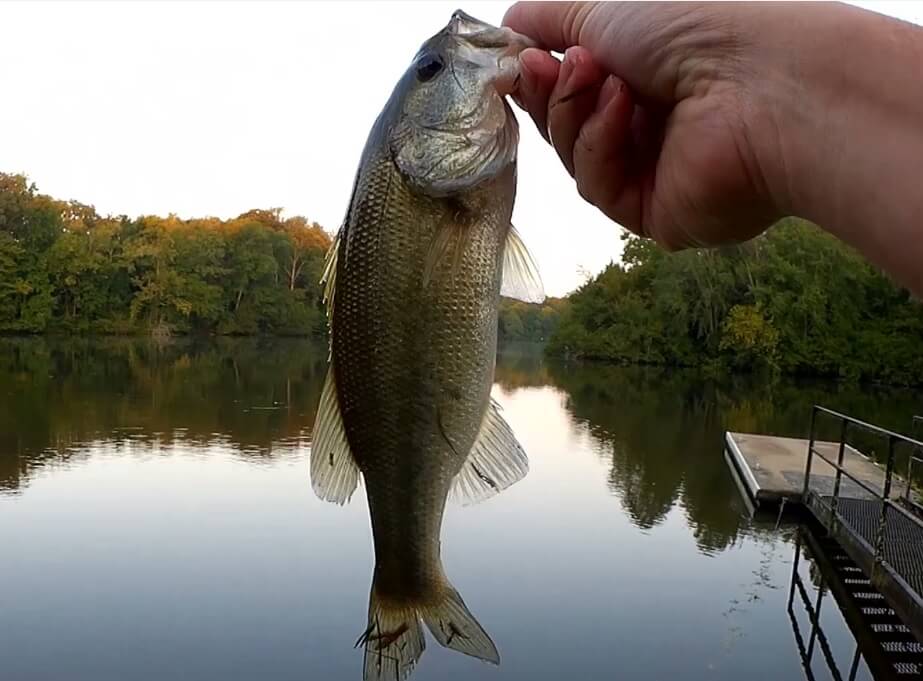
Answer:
(421, 580, 499, 665)
(357, 575, 498, 681)
(358, 589, 426, 681)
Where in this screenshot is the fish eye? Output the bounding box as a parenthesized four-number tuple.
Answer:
(415, 54, 444, 82)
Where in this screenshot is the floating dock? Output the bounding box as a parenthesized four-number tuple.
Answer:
(725, 411, 923, 646)
(725, 432, 893, 510)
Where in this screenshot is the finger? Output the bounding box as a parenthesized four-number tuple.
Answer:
(572, 75, 640, 228)
(512, 48, 560, 143)
(505, 1, 718, 103)
(547, 46, 603, 176)
(503, 1, 588, 53)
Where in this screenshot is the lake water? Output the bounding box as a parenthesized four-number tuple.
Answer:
(1, 337, 920, 681)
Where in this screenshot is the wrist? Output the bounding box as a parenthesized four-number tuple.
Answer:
(742, 3, 923, 229)
(746, 3, 923, 293)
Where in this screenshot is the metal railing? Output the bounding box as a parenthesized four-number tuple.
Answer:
(909, 416, 923, 505)
(803, 406, 923, 579)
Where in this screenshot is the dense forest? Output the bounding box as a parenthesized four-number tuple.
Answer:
(548, 220, 923, 386)
(498, 296, 567, 342)
(0, 173, 331, 336)
(0, 173, 559, 341)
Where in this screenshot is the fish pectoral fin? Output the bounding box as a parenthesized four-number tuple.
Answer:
(422, 584, 499, 665)
(450, 398, 529, 505)
(500, 225, 545, 304)
(422, 220, 466, 288)
(310, 366, 360, 505)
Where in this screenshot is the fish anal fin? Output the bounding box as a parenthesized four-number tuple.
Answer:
(310, 366, 360, 505)
(450, 398, 528, 505)
(501, 225, 544, 303)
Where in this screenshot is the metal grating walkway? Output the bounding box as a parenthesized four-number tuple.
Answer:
(819, 496, 923, 598)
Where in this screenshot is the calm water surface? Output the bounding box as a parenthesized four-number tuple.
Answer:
(1, 338, 921, 681)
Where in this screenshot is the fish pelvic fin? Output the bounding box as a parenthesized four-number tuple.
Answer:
(310, 365, 360, 505)
(450, 397, 529, 505)
(359, 577, 499, 681)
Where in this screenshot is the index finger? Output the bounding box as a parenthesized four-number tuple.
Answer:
(504, 1, 726, 104)
(502, 1, 592, 53)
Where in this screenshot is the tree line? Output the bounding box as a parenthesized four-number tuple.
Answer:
(547, 219, 923, 386)
(4, 174, 920, 386)
(0, 172, 568, 342)
(498, 296, 567, 343)
(0, 173, 331, 336)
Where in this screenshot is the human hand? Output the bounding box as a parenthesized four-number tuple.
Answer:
(503, 1, 791, 250)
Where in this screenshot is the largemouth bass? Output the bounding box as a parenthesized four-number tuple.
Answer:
(310, 10, 542, 681)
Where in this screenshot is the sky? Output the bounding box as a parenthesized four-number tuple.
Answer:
(0, 1, 921, 297)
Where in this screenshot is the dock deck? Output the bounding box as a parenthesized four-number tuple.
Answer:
(725, 432, 895, 508)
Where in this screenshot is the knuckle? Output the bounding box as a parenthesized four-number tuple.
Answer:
(575, 178, 595, 206)
(573, 161, 599, 207)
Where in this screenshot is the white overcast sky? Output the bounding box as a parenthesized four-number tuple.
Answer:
(0, 1, 920, 296)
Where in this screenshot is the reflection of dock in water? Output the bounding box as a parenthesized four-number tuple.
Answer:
(726, 407, 923, 659)
(790, 525, 923, 679)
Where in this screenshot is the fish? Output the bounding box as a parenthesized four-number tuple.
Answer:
(310, 9, 542, 681)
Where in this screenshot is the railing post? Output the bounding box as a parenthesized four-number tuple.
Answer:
(906, 451, 915, 502)
(831, 417, 848, 526)
(909, 416, 922, 501)
(874, 435, 896, 566)
(804, 406, 819, 501)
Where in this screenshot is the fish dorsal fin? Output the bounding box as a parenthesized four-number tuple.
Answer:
(322, 172, 359, 320)
(310, 366, 360, 504)
(500, 225, 544, 303)
(451, 398, 529, 505)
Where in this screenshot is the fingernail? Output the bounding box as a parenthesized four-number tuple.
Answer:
(567, 47, 587, 82)
(558, 49, 576, 87)
(519, 59, 536, 94)
(596, 75, 621, 113)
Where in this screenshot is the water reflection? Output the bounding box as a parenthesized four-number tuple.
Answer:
(788, 525, 915, 680)
(495, 344, 923, 555)
(3, 338, 923, 681)
(4, 337, 922, 546)
(0, 337, 327, 494)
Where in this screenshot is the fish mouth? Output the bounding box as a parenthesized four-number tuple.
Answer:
(447, 9, 536, 96)
(449, 9, 537, 51)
